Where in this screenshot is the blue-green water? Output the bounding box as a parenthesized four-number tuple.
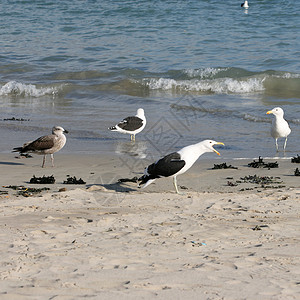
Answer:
(0, 0, 299, 159)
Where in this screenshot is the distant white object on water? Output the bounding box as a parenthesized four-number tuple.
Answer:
(241, 1, 249, 8)
(266, 107, 291, 152)
(109, 108, 146, 141)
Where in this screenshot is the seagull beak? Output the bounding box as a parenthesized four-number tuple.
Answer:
(64, 130, 69, 134)
(266, 110, 273, 115)
(213, 142, 225, 156)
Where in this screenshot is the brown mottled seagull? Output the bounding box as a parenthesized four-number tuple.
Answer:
(13, 126, 68, 167)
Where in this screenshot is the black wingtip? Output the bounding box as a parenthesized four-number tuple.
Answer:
(12, 147, 23, 153)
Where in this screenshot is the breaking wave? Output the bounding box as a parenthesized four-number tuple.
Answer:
(0, 81, 60, 97)
(133, 68, 300, 97)
(141, 77, 265, 94)
(1, 67, 299, 99)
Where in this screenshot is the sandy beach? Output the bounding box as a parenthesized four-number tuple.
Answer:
(0, 152, 299, 299)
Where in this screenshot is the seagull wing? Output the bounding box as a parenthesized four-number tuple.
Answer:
(147, 152, 186, 177)
(117, 116, 143, 131)
(24, 135, 56, 151)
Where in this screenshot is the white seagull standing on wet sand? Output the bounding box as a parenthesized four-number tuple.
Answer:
(13, 126, 68, 167)
(138, 140, 224, 194)
(266, 107, 291, 152)
(109, 108, 146, 141)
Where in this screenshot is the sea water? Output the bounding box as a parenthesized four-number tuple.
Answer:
(0, 0, 299, 160)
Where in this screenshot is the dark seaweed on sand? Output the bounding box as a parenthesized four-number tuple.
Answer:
(227, 181, 238, 186)
(118, 176, 138, 183)
(228, 175, 285, 190)
(63, 176, 86, 184)
(295, 168, 300, 176)
(252, 225, 269, 231)
(248, 156, 278, 169)
(30, 175, 55, 184)
(212, 162, 238, 170)
(4, 185, 50, 197)
(291, 155, 300, 163)
(16, 153, 33, 158)
(240, 175, 282, 185)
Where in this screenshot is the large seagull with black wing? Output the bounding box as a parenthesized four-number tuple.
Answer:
(109, 108, 146, 141)
(138, 140, 224, 194)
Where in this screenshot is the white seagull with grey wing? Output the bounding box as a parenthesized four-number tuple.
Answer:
(109, 108, 146, 141)
(266, 107, 291, 151)
(138, 140, 224, 194)
(13, 126, 68, 167)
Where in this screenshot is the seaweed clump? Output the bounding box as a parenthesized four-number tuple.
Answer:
(63, 176, 86, 184)
(295, 168, 300, 176)
(239, 175, 284, 189)
(291, 155, 300, 163)
(248, 156, 278, 169)
(30, 175, 55, 184)
(212, 163, 238, 170)
(118, 176, 138, 183)
(16, 153, 32, 158)
(227, 175, 285, 190)
(4, 185, 50, 197)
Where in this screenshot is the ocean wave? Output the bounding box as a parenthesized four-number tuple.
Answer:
(273, 72, 300, 79)
(141, 77, 265, 94)
(129, 68, 300, 96)
(290, 119, 300, 125)
(242, 113, 271, 123)
(183, 67, 229, 79)
(171, 104, 300, 126)
(0, 81, 59, 97)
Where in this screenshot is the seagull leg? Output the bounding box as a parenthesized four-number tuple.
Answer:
(50, 154, 54, 167)
(283, 137, 288, 151)
(42, 155, 46, 168)
(173, 176, 182, 194)
(275, 138, 279, 152)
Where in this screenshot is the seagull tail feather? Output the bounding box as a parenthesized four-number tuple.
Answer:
(12, 147, 25, 153)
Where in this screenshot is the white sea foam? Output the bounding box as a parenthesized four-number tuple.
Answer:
(143, 77, 265, 94)
(0, 81, 58, 97)
(183, 67, 228, 79)
(275, 72, 300, 79)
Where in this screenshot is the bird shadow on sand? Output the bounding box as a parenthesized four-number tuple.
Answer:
(0, 161, 25, 166)
(86, 182, 137, 193)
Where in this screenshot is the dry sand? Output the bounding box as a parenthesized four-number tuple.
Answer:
(0, 153, 299, 299)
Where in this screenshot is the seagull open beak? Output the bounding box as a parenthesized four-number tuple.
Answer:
(64, 129, 69, 134)
(266, 110, 273, 115)
(213, 142, 225, 156)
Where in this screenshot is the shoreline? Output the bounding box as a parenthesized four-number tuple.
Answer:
(1, 153, 299, 195)
(0, 153, 299, 298)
